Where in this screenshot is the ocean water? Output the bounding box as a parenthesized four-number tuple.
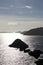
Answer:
(0, 33, 43, 65)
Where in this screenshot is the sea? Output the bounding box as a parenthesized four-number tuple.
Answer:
(0, 33, 43, 65)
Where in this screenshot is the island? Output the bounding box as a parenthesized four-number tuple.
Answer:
(21, 27, 43, 35)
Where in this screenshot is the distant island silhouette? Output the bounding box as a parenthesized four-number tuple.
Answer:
(21, 27, 43, 35)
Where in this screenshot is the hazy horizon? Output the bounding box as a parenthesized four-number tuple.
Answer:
(0, 16, 43, 32)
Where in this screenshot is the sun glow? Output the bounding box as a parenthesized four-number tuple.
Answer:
(0, 33, 24, 46)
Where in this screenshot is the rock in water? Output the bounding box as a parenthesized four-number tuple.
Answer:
(35, 59, 43, 65)
(9, 39, 28, 51)
(24, 49, 43, 59)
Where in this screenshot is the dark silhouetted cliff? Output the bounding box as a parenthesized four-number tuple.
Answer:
(21, 27, 43, 35)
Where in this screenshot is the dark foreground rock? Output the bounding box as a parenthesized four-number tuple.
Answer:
(9, 39, 43, 59)
(9, 39, 28, 51)
(24, 49, 43, 59)
(35, 59, 43, 65)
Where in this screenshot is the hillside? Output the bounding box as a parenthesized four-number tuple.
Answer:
(21, 27, 43, 35)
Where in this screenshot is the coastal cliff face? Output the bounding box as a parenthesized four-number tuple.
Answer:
(21, 27, 43, 35)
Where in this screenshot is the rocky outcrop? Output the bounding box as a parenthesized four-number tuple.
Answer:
(35, 59, 43, 65)
(9, 39, 28, 51)
(24, 49, 43, 59)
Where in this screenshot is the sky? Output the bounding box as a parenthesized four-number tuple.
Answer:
(0, 0, 43, 32)
(0, 0, 43, 19)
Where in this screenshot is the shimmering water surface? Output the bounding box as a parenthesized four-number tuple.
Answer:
(0, 33, 43, 65)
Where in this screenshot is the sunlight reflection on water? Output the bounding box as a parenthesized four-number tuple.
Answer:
(0, 33, 43, 65)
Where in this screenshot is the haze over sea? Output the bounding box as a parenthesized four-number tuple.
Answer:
(0, 33, 43, 65)
(0, 16, 43, 32)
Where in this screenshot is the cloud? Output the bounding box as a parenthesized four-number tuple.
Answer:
(0, 5, 14, 10)
(25, 6, 32, 9)
(15, 6, 32, 9)
(0, 4, 14, 10)
(10, 5, 14, 8)
(0, 7, 9, 9)
(8, 22, 18, 26)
